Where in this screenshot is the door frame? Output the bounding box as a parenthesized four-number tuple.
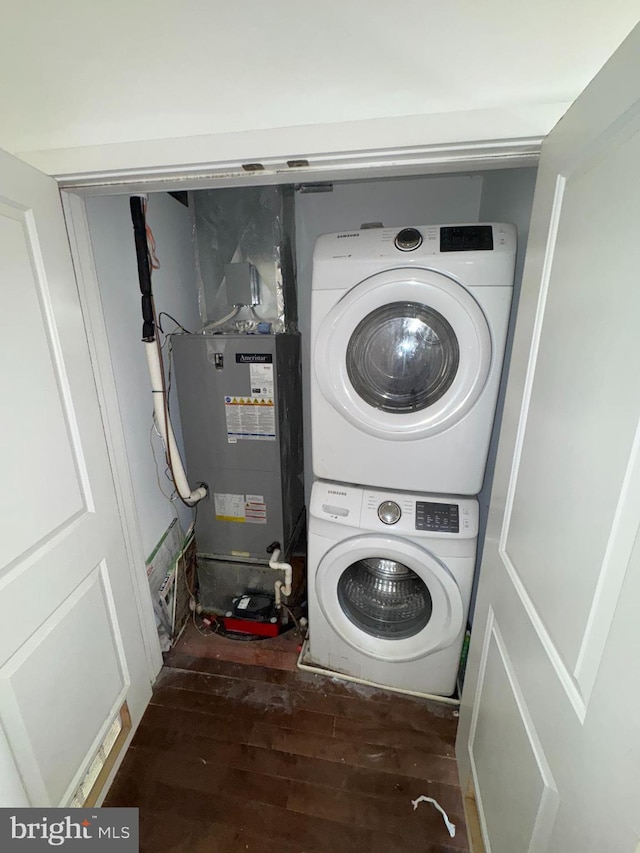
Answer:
(58, 140, 540, 680)
(57, 137, 541, 194)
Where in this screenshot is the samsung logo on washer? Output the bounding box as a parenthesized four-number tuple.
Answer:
(337, 233, 359, 239)
(327, 489, 347, 496)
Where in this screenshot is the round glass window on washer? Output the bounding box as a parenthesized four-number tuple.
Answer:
(346, 301, 460, 413)
(337, 557, 433, 640)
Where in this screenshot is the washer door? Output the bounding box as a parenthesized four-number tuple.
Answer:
(314, 268, 492, 440)
(315, 534, 464, 662)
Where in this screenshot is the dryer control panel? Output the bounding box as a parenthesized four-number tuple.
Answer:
(440, 225, 494, 252)
(313, 222, 516, 266)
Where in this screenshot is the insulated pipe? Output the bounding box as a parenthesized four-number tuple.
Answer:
(129, 193, 207, 506)
(145, 342, 207, 506)
(130, 196, 156, 342)
(268, 545, 293, 608)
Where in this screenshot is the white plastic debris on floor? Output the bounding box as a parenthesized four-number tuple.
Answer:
(411, 795, 456, 838)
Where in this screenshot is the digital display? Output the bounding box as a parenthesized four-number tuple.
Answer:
(415, 501, 459, 533)
(440, 225, 493, 252)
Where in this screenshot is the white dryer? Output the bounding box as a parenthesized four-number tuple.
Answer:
(306, 480, 478, 697)
(311, 223, 516, 494)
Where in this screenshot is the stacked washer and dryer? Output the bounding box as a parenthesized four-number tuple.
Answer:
(306, 223, 517, 697)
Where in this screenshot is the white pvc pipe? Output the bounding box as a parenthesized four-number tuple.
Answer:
(145, 341, 207, 506)
(296, 638, 461, 707)
(269, 547, 292, 608)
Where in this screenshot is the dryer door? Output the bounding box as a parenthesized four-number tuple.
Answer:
(315, 534, 464, 662)
(314, 268, 491, 439)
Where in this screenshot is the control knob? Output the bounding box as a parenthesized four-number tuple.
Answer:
(395, 227, 423, 251)
(378, 500, 401, 525)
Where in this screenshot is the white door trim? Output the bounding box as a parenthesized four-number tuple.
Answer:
(57, 138, 541, 195)
(57, 140, 539, 685)
(62, 191, 163, 684)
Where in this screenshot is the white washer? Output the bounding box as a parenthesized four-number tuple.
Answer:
(306, 480, 478, 697)
(311, 222, 516, 494)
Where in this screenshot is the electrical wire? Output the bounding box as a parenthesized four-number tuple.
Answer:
(151, 406, 181, 495)
(157, 312, 192, 335)
(192, 610, 219, 637)
(279, 603, 306, 639)
(149, 422, 177, 502)
(160, 334, 190, 496)
(166, 334, 174, 416)
(181, 512, 219, 639)
(169, 527, 211, 640)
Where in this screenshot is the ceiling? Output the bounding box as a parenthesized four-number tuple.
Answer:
(2, 1, 639, 176)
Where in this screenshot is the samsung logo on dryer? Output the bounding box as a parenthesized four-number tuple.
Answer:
(236, 353, 273, 364)
(336, 233, 359, 239)
(327, 489, 347, 496)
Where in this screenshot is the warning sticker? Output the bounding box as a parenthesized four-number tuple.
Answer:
(250, 363, 274, 398)
(213, 493, 267, 525)
(224, 395, 276, 441)
(214, 493, 246, 523)
(245, 495, 267, 525)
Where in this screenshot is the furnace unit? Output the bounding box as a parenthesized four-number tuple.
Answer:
(172, 332, 304, 562)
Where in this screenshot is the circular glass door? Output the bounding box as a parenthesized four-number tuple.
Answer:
(346, 301, 459, 413)
(315, 535, 464, 662)
(314, 268, 492, 440)
(337, 557, 433, 639)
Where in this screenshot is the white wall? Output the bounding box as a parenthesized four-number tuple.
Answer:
(85, 193, 200, 559)
(295, 173, 484, 502)
(3, 3, 638, 176)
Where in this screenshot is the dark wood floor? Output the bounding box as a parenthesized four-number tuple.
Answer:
(105, 632, 469, 852)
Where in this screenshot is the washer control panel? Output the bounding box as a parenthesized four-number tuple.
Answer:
(415, 501, 459, 533)
(361, 486, 477, 536)
(311, 482, 478, 537)
(377, 500, 401, 525)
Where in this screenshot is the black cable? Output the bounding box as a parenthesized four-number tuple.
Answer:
(158, 312, 192, 335)
(166, 335, 174, 425)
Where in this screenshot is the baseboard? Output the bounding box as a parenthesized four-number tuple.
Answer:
(463, 777, 486, 853)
